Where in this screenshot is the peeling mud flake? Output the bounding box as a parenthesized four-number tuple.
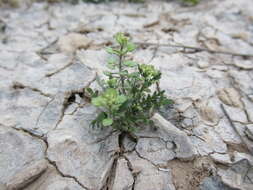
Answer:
(0, 125, 46, 185)
(135, 137, 175, 166)
(217, 88, 243, 108)
(6, 159, 48, 190)
(58, 33, 92, 53)
(151, 113, 196, 161)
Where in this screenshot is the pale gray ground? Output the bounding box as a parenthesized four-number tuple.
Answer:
(0, 0, 253, 190)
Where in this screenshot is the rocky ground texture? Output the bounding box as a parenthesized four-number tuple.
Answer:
(0, 0, 253, 189)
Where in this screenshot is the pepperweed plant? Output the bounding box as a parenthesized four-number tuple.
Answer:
(86, 33, 172, 132)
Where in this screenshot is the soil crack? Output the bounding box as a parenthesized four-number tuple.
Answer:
(12, 82, 52, 98)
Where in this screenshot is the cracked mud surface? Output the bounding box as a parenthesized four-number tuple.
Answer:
(0, 0, 253, 189)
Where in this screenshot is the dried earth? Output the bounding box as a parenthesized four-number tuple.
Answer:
(0, 0, 253, 190)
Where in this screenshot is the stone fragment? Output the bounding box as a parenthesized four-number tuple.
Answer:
(46, 105, 119, 190)
(151, 113, 196, 161)
(0, 126, 46, 185)
(126, 152, 175, 190)
(135, 138, 175, 166)
(200, 176, 238, 190)
(58, 33, 92, 53)
(210, 153, 232, 165)
(217, 88, 243, 108)
(6, 159, 48, 190)
(218, 160, 253, 190)
(112, 158, 134, 190)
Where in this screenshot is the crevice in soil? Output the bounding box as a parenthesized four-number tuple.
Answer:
(36, 38, 58, 61)
(100, 132, 126, 190)
(52, 73, 96, 130)
(2, 123, 45, 141)
(12, 81, 52, 98)
(45, 57, 75, 77)
(122, 155, 139, 190)
(100, 157, 118, 190)
(134, 149, 158, 168)
(46, 158, 89, 190)
(1, 121, 88, 189)
(89, 130, 118, 144)
(135, 41, 253, 58)
(35, 97, 55, 129)
(100, 131, 138, 190)
(52, 93, 72, 130)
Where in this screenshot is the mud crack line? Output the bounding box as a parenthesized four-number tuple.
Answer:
(135, 41, 253, 58)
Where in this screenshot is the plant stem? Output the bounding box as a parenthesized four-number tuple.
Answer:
(119, 45, 126, 94)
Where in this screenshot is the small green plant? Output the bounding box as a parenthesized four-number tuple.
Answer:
(182, 0, 199, 5)
(86, 33, 172, 132)
(82, 0, 144, 3)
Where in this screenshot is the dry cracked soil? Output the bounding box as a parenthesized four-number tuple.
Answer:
(0, 0, 253, 190)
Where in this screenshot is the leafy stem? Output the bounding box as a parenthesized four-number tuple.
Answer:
(119, 44, 126, 94)
(86, 33, 173, 132)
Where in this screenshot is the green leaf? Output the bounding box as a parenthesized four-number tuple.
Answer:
(107, 58, 117, 69)
(119, 70, 128, 76)
(123, 61, 137, 67)
(116, 95, 127, 104)
(91, 96, 106, 107)
(106, 64, 116, 69)
(106, 47, 120, 55)
(85, 87, 94, 96)
(107, 78, 118, 87)
(102, 118, 113, 126)
(97, 112, 107, 121)
(126, 42, 136, 52)
(163, 98, 174, 105)
(183, 0, 199, 5)
(104, 88, 118, 98)
(103, 71, 112, 76)
(115, 32, 128, 46)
